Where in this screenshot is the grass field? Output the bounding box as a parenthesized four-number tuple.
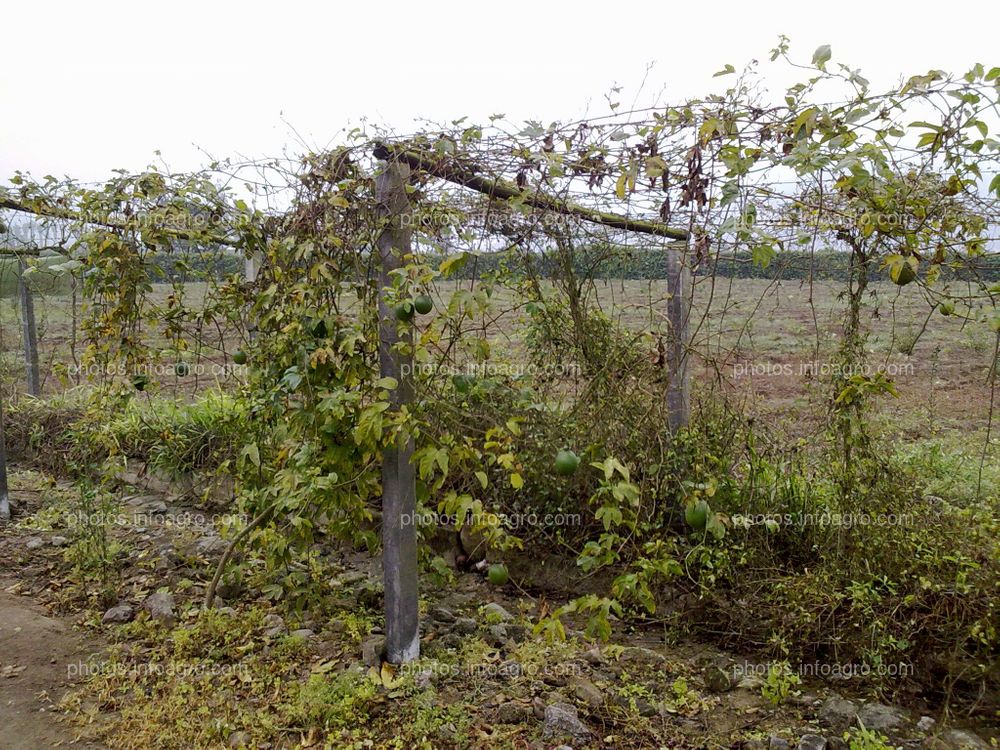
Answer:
(0, 278, 995, 450)
(1, 275, 996, 447)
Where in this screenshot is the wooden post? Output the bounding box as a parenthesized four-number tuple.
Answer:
(376, 159, 420, 664)
(244, 252, 261, 284)
(17, 257, 40, 397)
(0, 394, 9, 522)
(244, 251, 262, 342)
(666, 242, 690, 432)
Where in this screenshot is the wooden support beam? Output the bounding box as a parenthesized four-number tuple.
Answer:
(665, 243, 690, 432)
(244, 252, 263, 341)
(0, 196, 238, 247)
(17, 257, 40, 397)
(0, 394, 9, 522)
(372, 142, 689, 241)
(375, 160, 420, 664)
(244, 253, 261, 283)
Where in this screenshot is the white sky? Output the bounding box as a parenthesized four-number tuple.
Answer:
(2, 0, 998, 184)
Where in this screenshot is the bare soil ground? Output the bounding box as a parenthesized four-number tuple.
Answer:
(0, 582, 106, 749)
(0, 469, 996, 749)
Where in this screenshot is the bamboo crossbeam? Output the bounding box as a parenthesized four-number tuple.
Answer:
(372, 142, 689, 241)
(0, 197, 238, 247)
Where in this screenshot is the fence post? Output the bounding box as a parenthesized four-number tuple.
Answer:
(666, 241, 690, 432)
(17, 256, 40, 397)
(0, 394, 8, 521)
(244, 252, 261, 284)
(244, 252, 262, 342)
(376, 159, 420, 664)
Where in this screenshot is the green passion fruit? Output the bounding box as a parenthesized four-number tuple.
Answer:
(554, 450, 580, 476)
(889, 258, 918, 286)
(413, 294, 434, 315)
(394, 301, 415, 322)
(487, 563, 509, 586)
(684, 500, 710, 531)
(232, 350, 248, 365)
(174, 361, 190, 377)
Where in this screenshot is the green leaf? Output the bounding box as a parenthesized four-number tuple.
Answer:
(713, 64, 736, 77)
(752, 243, 776, 269)
(916, 131, 939, 149)
(439, 253, 468, 278)
(812, 44, 832, 67)
(645, 155, 667, 178)
(241, 442, 261, 468)
(706, 514, 727, 540)
(595, 505, 623, 531)
(615, 171, 628, 200)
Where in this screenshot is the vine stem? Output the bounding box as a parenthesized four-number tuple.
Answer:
(203, 505, 274, 610)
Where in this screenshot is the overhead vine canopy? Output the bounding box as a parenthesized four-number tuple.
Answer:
(1, 44, 998, 476)
(0, 42, 998, 489)
(1, 46, 996, 408)
(4, 41, 997, 274)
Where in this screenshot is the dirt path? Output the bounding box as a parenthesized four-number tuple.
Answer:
(0, 584, 107, 750)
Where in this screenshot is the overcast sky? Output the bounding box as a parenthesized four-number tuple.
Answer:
(2, 1, 998, 184)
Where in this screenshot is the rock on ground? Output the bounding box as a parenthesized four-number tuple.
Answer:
(796, 735, 827, 750)
(542, 702, 591, 742)
(101, 604, 134, 625)
(262, 613, 286, 638)
(924, 729, 992, 750)
(819, 696, 859, 733)
(857, 702, 909, 734)
(620, 645, 666, 667)
(570, 676, 604, 709)
(141, 591, 176, 625)
(703, 664, 735, 693)
(481, 602, 513, 622)
(362, 636, 385, 667)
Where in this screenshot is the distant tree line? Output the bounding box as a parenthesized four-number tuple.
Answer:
(436, 246, 1000, 282)
(145, 250, 244, 281)
(4, 247, 997, 297)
